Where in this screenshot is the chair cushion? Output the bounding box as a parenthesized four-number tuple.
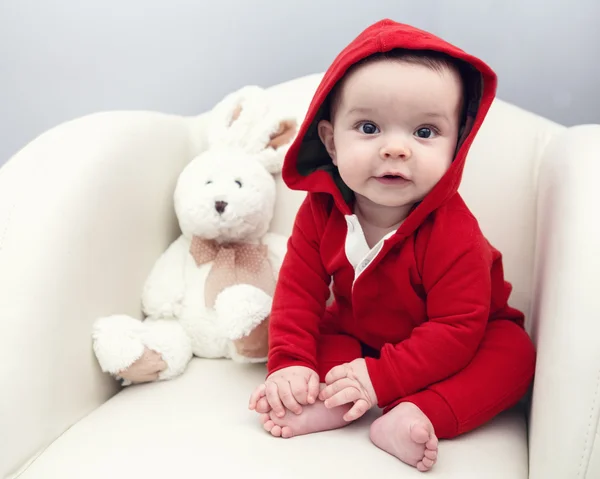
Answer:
(18, 359, 528, 479)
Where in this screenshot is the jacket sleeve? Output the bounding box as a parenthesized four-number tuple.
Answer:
(266, 195, 332, 375)
(365, 216, 492, 407)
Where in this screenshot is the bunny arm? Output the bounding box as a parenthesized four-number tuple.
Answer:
(141, 234, 189, 320)
(214, 284, 272, 341)
(212, 232, 288, 342)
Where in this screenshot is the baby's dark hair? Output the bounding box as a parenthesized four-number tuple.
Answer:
(327, 49, 471, 123)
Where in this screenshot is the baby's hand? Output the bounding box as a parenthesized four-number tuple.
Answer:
(249, 366, 320, 418)
(248, 383, 271, 414)
(319, 358, 377, 422)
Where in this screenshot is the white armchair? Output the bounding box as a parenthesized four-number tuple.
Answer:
(1, 73, 599, 479)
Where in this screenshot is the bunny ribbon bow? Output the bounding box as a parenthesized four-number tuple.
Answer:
(190, 236, 276, 308)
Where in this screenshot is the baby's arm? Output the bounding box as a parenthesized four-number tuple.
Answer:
(267, 196, 332, 375)
(250, 196, 332, 413)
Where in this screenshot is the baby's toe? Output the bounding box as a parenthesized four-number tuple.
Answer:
(410, 423, 431, 444)
(417, 459, 434, 472)
(260, 413, 270, 425)
(262, 419, 275, 432)
(422, 457, 435, 469)
(424, 449, 437, 461)
(281, 426, 293, 438)
(426, 434, 438, 451)
(270, 425, 282, 437)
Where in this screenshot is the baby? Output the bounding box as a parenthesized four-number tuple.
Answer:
(249, 19, 536, 472)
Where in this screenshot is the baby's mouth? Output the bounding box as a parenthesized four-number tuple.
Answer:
(376, 173, 409, 184)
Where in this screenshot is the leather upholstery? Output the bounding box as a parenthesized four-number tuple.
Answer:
(1, 73, 599, 479)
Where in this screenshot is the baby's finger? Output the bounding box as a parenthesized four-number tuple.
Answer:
(325, 363, 350, 385)
(266, 382, 286, 418)
(307, 372, 320, 404)
(289, 377, 308, 405)
(323, 385, 361, 409)
(277, 381, 303, 415)
(320, 378, 356, 401)
(344, 399, 370, 422)
(248, 384, 266, 410)
(255, 396, 271, 414)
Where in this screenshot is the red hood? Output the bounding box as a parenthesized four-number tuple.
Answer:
(282, 19, 497, 237)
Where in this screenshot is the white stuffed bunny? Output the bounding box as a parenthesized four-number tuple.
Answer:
(92, 86, 297, 385)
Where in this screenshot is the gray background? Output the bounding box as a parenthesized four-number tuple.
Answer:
(1, 0, 599, 165)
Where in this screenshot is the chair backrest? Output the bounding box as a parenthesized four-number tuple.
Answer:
(267, 74, 565, 327)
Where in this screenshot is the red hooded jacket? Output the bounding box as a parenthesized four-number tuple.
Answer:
(267, 19, 525, 408)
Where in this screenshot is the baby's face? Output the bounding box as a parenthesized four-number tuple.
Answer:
(319, 59, 463, 210)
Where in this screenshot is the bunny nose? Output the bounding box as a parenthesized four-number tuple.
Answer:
(214, 201, 228, 214)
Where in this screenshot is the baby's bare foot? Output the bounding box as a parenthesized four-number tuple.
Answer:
(369, 402, 438, 472)
(260, 400, 351, 438)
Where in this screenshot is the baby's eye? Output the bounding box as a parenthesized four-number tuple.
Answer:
(358, 122, 380, 135)
(414, 127, 436, 139)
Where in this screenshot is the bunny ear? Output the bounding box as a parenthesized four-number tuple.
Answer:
(203, 84, 300, 175)
(267, 119, 297, 150)
(206, 85, 267, 148)
(252, 115, 298, 175)
(229, 104, 243, 125)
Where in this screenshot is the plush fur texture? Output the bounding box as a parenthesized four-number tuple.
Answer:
(92, 86, 296, 385)
(174, 148, 276, 242)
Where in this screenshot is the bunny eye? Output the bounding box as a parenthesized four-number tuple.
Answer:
(235, 179, 243, 188)
(206, 180, 212, 185)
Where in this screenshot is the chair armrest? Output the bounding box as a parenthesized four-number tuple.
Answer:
(0, 110, 206, 477)
(529, 124, 600, 479)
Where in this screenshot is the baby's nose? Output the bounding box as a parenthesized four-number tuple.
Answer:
(381, 143, 411, 159)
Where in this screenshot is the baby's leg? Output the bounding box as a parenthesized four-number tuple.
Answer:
(370, 320, 535, 471)
(396, 319, 535, 438)
(260, 333, 363, 437)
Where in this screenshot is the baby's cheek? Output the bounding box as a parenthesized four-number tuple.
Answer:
(427, 154, 452, 182)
